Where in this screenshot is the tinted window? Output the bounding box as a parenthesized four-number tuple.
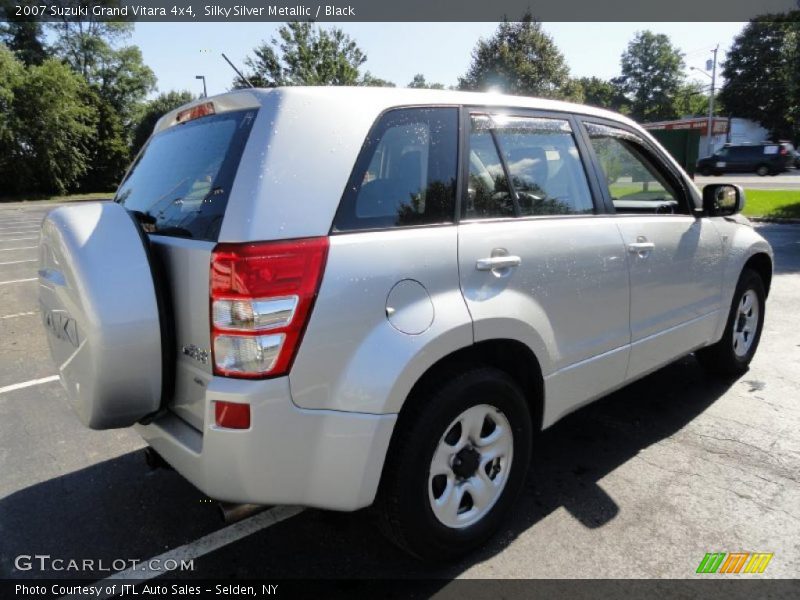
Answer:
(464, 114, 594, 219)
(333, 108, 458, 231)
(465, 116, 514, 218)
(586, 121, 687, 215)
(116, 109, 257, 242)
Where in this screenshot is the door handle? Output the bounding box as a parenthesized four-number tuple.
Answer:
(627, 242, 655, 257)
(476, 255, 522, 271)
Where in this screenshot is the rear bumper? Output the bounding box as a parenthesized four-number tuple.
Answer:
(134, 376, 396, 511)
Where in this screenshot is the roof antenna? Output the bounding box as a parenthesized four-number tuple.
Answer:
(221, 53, 255, 88)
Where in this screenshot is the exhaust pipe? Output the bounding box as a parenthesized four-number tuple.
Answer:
(144, 447, 173, 471)
(218, 502, 269, 524)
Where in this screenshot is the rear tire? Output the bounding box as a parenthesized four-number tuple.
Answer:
(374, 367, 532, 561)
(756, 164, 769, 176)
(697, 269, 765, 377)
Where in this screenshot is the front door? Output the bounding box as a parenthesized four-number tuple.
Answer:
(582, 120, 724, 381)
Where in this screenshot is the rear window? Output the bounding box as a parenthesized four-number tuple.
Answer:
(115, 109, 257, 241)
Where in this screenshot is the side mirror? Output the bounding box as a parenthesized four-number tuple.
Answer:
(703, 184, 745, 217)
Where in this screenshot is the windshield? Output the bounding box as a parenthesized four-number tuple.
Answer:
(115, 109, 257, 241)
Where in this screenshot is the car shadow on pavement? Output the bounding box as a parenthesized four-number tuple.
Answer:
(165, 355, 736, 580)
(0, 356, 736, 582)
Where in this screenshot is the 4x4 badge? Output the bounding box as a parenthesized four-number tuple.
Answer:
(43, 310, 79, 348)
(182, 344, 209, 364)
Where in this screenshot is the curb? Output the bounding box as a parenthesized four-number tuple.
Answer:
(750, 217, 800, 225)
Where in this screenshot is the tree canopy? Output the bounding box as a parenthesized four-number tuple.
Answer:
(719, 12, 800, 141)
(457, 15, 573, 99)
(408, 74, 445, 89)
(617, 31, 685, 121)
(236, 22, 373, 88)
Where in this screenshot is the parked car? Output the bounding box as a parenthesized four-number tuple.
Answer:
(38, 88, 773, 560)
(696, 142, 795, 176)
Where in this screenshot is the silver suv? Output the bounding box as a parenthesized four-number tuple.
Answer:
(38, 87, 773, 560)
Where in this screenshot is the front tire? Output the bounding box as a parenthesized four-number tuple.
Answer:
(374, 367, 532, 561)
(697, 269, 766, 377)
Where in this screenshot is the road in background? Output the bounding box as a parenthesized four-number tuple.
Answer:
(694, 171, 800, 190)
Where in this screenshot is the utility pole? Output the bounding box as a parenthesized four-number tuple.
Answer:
(195, 75, 207, 98)
(706, 45, 718, 157)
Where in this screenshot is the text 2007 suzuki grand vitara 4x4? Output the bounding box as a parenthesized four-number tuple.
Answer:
(39, 87, 772, 560)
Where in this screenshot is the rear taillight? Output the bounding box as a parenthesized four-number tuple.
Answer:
(210, 237, 329, 379)
(779, 147, 788, 155)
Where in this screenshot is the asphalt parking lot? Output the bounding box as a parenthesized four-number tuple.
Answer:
(0, 201, 798, 583)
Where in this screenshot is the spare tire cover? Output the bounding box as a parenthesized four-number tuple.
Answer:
(38, 202, 162, 429)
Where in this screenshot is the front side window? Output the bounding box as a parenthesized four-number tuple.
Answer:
(464, 114, 595, 219)
(333, 108, 458, 231)
(585, 121, 688, 215)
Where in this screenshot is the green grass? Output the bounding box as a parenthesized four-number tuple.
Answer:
(742, 189, 800, 219)
(0, 192, 112, 204)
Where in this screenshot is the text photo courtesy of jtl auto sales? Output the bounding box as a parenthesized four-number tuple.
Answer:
(0, 1, 798, 599)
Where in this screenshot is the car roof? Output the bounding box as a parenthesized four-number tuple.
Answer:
(155, 85, 640, 134)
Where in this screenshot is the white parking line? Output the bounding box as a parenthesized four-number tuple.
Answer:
(0, 230, 41, 235)
(0, 375, 59, 396)
(98, 505, 304, 586)
(0, 237, 38, 242)
(0, 246, 37, 252)
(0, 277, 36, 286)
(0, 259, 36, 266)
(0, 311, 36, 320)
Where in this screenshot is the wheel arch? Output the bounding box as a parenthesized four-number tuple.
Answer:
(743, 252, 773, 297)
(387, 339, 545, 452)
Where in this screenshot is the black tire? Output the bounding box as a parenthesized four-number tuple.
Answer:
(699, 166, 712, 176)
(374, 367, 533, 561)
(696, 269, 766, 377)
(755, 164, 770, 177)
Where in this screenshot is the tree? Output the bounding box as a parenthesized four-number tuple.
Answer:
(0, 46, 25, 187)
(131, 90, 195, 155)
(408, 74, 444, 89)
(674, 81, 710, 117)
(458, 14, 573, 99)
(617, 31, 685, 122)
(50, 15, 132, 79)
(9, 59, 97, 194)
(237, 22, 373, 88)
(50, 12, 155, 188)
(359, 72, 395, 87)
(719, 13, 800, 142)
(0, 14, 48, 66)
(575, 76, 629, 112)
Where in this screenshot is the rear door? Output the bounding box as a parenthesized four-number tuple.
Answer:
(579, 119, 723, 381)
(115, 102, 259, 430)
(457, 110, 631, 426)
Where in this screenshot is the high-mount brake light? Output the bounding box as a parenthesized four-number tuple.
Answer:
(176, 102, 215, 124)
(210, 237, 329, 379)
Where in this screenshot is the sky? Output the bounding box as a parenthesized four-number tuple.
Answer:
(128, 22, 747, 98)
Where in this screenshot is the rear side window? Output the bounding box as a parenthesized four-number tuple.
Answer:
(464, 114, 595, 219)
(333, 107, 458, 231)
(115, 109, 257, 242)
